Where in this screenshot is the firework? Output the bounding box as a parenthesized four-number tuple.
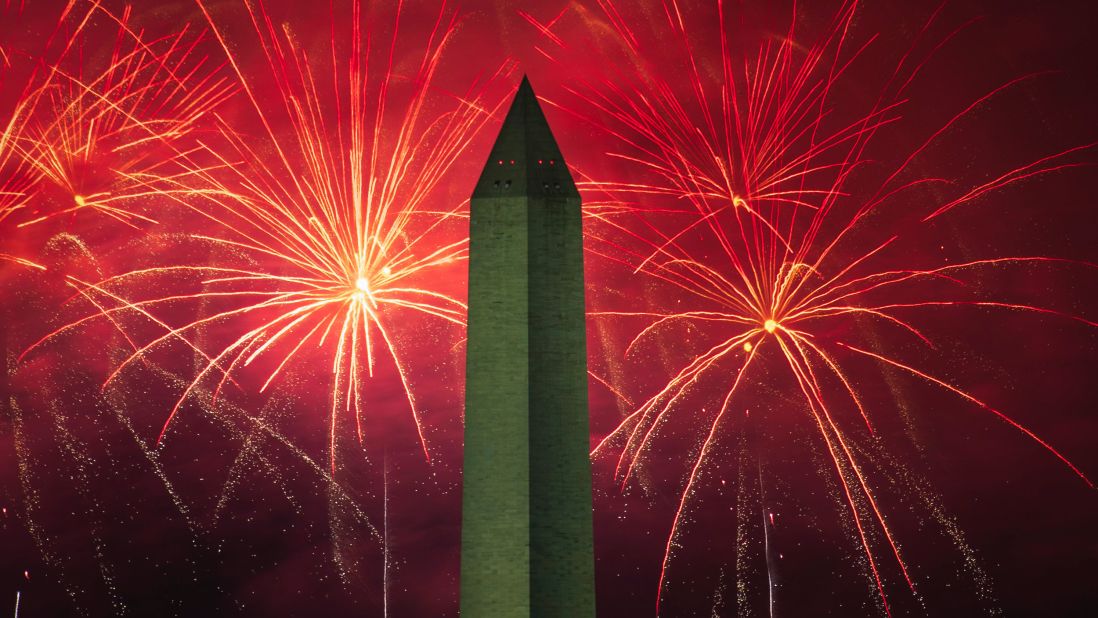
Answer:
(11, 2, 234, 230)
(0, 7, 42, 268)
(0, 79, 35, 245)
(557, 1, 1096, 614)
(26, 0, 510, 472)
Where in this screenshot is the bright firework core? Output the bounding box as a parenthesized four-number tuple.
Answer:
(73, 194, 86, 207)
(763, 319, 779, 334)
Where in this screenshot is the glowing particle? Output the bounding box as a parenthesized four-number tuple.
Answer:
(743, 341, 753, 352)
(73, 194, 86, 207)
(763, 319, 778, 334)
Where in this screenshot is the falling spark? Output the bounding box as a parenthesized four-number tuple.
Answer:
(383, 453, 391, 618)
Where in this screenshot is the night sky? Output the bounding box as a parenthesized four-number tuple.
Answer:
(2, 1, 1097, 617)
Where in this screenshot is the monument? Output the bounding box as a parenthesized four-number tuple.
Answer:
(460, 76, 596, 617)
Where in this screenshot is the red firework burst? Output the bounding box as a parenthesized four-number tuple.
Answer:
(543, 0, 1096, 614)
(13, 2, 234, 229)
(25, 0, 512, 472)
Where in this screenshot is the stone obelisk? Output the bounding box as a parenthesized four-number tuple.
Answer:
(460, 76, 596, 617)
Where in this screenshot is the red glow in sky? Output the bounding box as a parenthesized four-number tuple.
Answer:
(2, 1, 1097, 616)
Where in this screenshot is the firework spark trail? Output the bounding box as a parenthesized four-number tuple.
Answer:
(140, 359, 380, 536)
(0, 11, 46, 269)
(27, 0, 511, 472)
(0, 92, 35, 237)
(11, 338, 383, 610)
(9, 2, 234, 230)
(9, 230, 381, 596)
(383, 452, 390, 618)
(558, 0, 1097, 613)
(20, 234, 308, 593)
(3, 233, 204, 612)
(653, 339, 761, 608)
(751, 445, 778, 618)
(120, 338, 383, 586)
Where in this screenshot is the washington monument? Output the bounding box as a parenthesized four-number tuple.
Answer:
(460, 77, 596, 617)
